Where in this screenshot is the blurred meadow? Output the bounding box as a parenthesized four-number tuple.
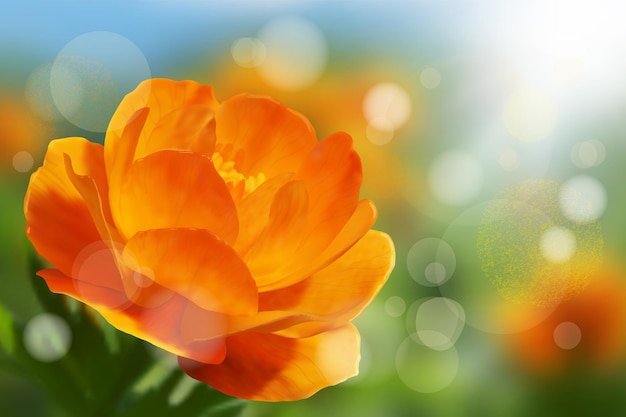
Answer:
(3, 0, 626, 416)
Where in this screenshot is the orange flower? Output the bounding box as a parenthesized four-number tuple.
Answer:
(24, 78, 394, 401)
(507, 263, 626, 375)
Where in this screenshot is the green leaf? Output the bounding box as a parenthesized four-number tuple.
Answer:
(117, 367, 245, 417)
(0, 303, 16, 355)
(19, 243, 247, 416)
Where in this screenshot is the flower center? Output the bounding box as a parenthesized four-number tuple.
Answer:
(212, 152, 266, 198)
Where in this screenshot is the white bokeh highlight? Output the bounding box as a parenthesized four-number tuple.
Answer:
(363, 82, 412, 134)
(420, 67, 441, 89)
(12, 151, 34, 173)
(553, 321, 582, 350)
(396, 337, 459, 393)
(257, 16, 327, 91)
(23, 314, 72, 362)
(231, 37, 266, 68)
(414, 297, 465, 350)
(571, 140, 605, 168)
(540, 227, 578, 264)
(428, 150, 484, 206)
(50, 31, 151, 132)
(503, 89, 556, 142)
(559, 175, 607, 223)
(407, 238, 456, 287)
(385, 296, 406, 317)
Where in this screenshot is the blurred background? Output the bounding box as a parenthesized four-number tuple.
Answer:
(3, 0, 626, 416)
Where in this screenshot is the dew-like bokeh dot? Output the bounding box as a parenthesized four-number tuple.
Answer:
(231, 37, 266, 68)
(363, 82, 412, 131)
(385, 296, 406, 317)
(503, 89, 556, 142)
(424, 262, 447, 285)
(559, 175, 607, 223)
(50, 31, 151, 132)
(23, 313, 72, 362)
(12, 151, 34, 173)
(540, 227, 577, 264)
(414, 297, 465, 350)
(571, 140, 605, 168)
(366, 118, 395, 145)
(420, 67, 441, 89)
(553, 321, 582, 350)
(428, 150, 484, 206)
(407, 238, 456, 287)
(497, 147, 520, 171)
(256, 16, 327, 91)
(396, 337, 459, 393)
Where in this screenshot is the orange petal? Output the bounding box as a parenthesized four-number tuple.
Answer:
(294, 131, 362, 243)
(179, 324, 360, 401)
(25, 138, 108, 277)
(105, 79, 219, 175)
(246, 133, 365, 291)
(244, 180, 309, 287)
(273, 199, 378, 293)
(233, 172, 293, 255)
(114, 150, 238, 243)
(123, 228, 258, 316)
(214, 94, 317, 178)
(140, 105, 216, 159)
(260, 230, 394, 317)
(107, 107, 149, 231)
(40, 268, 226, 364)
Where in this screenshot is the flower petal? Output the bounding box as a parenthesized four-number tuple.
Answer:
(214, 94, 317, 178)
(123, 228, 258, 316)
(105, 78, 219, 175)
(260, 230, 394, 319)
(139, 104, 216, 159)
(246, 132, 364, 290)
(115, 150, 238, 243)
(233, 172, 293, 254)
(179, 324, 360, 401)
(25, 138, 107, 277)
(40, 268, 226, 364)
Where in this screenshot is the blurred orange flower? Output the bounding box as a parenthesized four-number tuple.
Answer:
(508, 263, 626, 375)
(0, 92, 49, 173)
(24, 78, 394, 401)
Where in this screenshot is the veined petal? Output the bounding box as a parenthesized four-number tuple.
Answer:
(294, 131, 362, 246)
(260, 230, 394, 321)
(123, 229, 258, 316)
(40, 268, 226, 365)
(233, 173, 293, 255)
(25, 138, 108, 277)
(105, 79, 219, 177)
(115, 150, 238, 243)
(214, 94, 317, 178)
(140, 105, 216, 159)
(179, 324, 360, 401)
(269, 199, 378, 292)
(246, 133, 365, 291)
(245, 181, 309, 287)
